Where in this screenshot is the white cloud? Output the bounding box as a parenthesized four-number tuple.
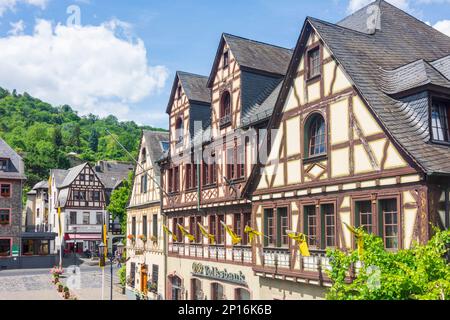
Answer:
(0, 19, 168, 119)
(347, 0, 411, 13)
(434, 20, 450, 36)
(0, 0, 49, 16)
(8, 19, 25, 35)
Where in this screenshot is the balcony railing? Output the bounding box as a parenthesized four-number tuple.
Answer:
(263, 248, 291, 268)
(168, 243, 252, 264)
(24, 224, 53, 233)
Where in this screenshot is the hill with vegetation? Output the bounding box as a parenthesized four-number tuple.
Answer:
(0, 87, 166, 189)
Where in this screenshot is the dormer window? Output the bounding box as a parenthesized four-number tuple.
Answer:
(220, 91, 232, 127)
(223, 51, 229, 68)
(307, 47, 321, 80)
(431, 100, 450, 143)
(175, 117, 184, 145)
(0, 159, 7, 171)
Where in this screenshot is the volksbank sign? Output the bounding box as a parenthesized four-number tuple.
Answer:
(191, 262, 247, 286)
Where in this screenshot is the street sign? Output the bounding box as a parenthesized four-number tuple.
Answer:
(12, 244, 19, 257)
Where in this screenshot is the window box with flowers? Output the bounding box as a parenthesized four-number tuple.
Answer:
(127, 234, 136, 245)
(138, 235, 147, 243)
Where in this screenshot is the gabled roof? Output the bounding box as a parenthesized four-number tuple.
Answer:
(207, 33, 293, 87)
(60, 163, 89, 188)
(0, 137, 26, 180)
(245, 0, 450, 196)
(166, 71, 211, 114)
(306, 0, 450, 175)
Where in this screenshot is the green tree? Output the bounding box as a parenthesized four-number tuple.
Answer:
(88, 128, 99, 152)
(52, 126, 63, 148)
(107, 172, 133, 234)
(326, 227, 450, 300)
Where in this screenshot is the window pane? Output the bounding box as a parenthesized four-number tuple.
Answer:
(0, 239, 11, 256)
(304, 206, 318, 247)
(381, 199, 398, 250)
(308, 115, 326, 157)
(356, 201, 373, 234)
(323, 204, 335, 247)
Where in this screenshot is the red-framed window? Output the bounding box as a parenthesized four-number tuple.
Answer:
(202, 157, 217, 187)
(172, 217, 184, 243)
(307, 46, 321, 79)
(242, 213, 251, 245)
(0, 238, 11, 257)
(209, 215, 216, 245)
(189, 216, 202, 243)
(186, 164, 192, 190)
(217, 215, 225, 245)
(0, 209, 10, 225)
(0, 184, 11, 198)
(226, 140, 245, 181)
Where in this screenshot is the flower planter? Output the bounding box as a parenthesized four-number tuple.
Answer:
(58, 285, 63, 293)
(64, 291, 70, 299)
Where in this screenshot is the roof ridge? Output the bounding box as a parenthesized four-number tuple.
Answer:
(177, 71, 208, 78)
(308, 16, 372, 36)
(223, 33, 293, 52)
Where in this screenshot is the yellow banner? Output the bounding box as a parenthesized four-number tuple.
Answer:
(57, 207, 62, 238)
(163, 225, 178, 242)
(287, 232, 311, 257)
(244, 225, 262, 244)
(197, 223, 215, 244)
(178, 224, 195, 242)
(220, 221, 242, 245)
(344, 222, 364, 258)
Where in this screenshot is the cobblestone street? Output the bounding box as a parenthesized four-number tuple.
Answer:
(0, 265, 127, 300)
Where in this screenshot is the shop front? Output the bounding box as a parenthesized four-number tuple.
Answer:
(64, 233, 102, 255)
(167, 259, 257, 300)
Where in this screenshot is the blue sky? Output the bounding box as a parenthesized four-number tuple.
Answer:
(0, 0, 449, 129)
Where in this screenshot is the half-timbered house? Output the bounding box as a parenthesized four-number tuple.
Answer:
(158, 34, 292, 300)
(49, 161, 132, 255)
(243, 0, 450, 299)
(126, 130, 169, 300)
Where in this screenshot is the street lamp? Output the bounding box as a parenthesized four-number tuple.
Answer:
(98, 241, 125, 300)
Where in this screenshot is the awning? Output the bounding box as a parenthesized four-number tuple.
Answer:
(64, 233, 102, 241)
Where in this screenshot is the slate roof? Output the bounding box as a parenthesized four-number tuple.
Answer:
(142, 130, 170, 177)
(60, 163, 88, 188)
(166, 72, 211, 114)
(306, 0, 450, 175)
(222, 34, 293, 77)
(0, 137, 26, 180)
(32, 180, 48, 190)
(50, 169, 69, 188)
(241, 80, 283, 127)
(380, 59, 450, 95)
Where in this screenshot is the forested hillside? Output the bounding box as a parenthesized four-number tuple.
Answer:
(0, 87, 166, 188)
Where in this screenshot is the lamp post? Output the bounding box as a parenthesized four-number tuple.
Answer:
(99, 242, 124, 300)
